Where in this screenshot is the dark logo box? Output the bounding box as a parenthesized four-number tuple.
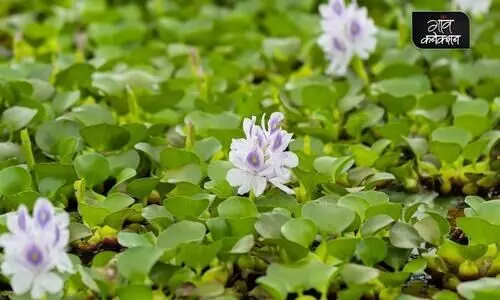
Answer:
(412, 11, 470, 49)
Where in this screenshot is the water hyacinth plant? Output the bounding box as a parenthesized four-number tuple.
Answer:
(2, 0, 500, 298)
(227, 112, 298, 197)
(0, 198, 73, 299)
(317, 0, 377, 76)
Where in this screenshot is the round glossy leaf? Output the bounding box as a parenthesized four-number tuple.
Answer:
(74, 153, 111, 186)
(431, 126, 471, 148)
(361, 215, 395, 236)
(0, 166, 32, 196)
(355, 237, 388, 266)
(157, 220, 206, 250)
(80, 123, 130, 151)
(281, 218, 318, 248)
(389, 222, 423, 249)
(302, 202, 355, 234)
(164, 196, 210, 220)
(255, 213, 290, 239)
(218, 196, 258, 219)
(341, 264, 380, 285)
(116, 247, 163, 282)
(35, 119, 82, 154)
(1, 106, 37, 131)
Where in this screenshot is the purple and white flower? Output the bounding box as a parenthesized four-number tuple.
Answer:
(319, 0, 347, 21)
(226, 113, 298, 197)
(0, 198, 73, 299)
(454, 0, 491, 16)
(317, 0, 377, 76)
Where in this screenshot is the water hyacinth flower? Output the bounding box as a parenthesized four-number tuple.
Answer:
(454, 0, 491, 16)
(317, 0, 377, 76)
(319, 0, 346, 20)
(226, 112, 298, 197)
(0, 198, 73, 299)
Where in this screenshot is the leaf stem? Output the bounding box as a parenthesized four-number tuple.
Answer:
(249, 190, 256, 201)
(20, 129, 35, 169)
(351, 56, 369, 86)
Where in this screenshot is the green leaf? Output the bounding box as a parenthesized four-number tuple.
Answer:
(463, 138, 489, 163)
(365, 203, 402, 220)
(78, 203, 109, 227)
(355, 237, 388, 266)
(102, 192, 135, 213)
(281, 218, 318, 248)
(350, 144, 378, 167)
(0, 166, 32, 196)
(35, 119, 82, 155)
(107, 150, 140, 177)
(1, 106, 37, 131)
(116, 247, 163, 282)
(80, 124, 130, 152)
(380, 95, 416, 114)
(218, 196, 258, 219)
(127, 177, 159, 199)
(302, 202, 355, 234)
(413, 216, 443, 245)
(157, 220, 206, 250)
(193, 137, 222, 161)
(74, 153, 111, 187)
(53, 91, 81, 114)
(345, 104, 384, 137)
(300, 84, 336, 109)
(457, 217, 500, 244)
(117, 285, 153, 300)
(159, 147, 201, 169)
(476, 200, 500, 225)
(431, 126, 471, 148)
(452, 99, 489, 117)
(430, 126, 472, 162)
(69, 222, 92, 242)
(207, 160, 233, 181)
(341, 263, 380, 285)
(178, 241, 222, 269)
(230, 234, 255, 253)
(118, 231, 155, 248)
(465, 196, 485, 214)
(389, 222, 423, 249)
(78, 265, 100, 293)
(257, 260, 337, 295)
(254, 213, 290, 239)
(161, 163, 202, 185)
(185, 111, 241, 132)
(457, 278, 500, 300)
(361, 215, 395, 236)
(327, 237, 359, 261)
(371, 75, 431, 98)
(55, 63, 95, 89)
(402, 258, 427, 275)
(164, 195, 210, 219)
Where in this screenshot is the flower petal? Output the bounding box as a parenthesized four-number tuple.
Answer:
(38, 272, 63, 295)
(11, 270, 34, 296)
(33, 198, 55, 228)
(283, 152, 299, 168)
(269, 178, 296, 195)
(226, 168, 248, 187)
(55, 253, 74, 274)
(251, 176, 267, 197)
(237, 182, 251, 195)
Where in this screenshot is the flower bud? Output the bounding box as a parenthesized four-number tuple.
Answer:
(458, 261, 479, 281)
(201, 266, 230, 285)
(462, 182, 478, 195)
(443, 274, 460, 290)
